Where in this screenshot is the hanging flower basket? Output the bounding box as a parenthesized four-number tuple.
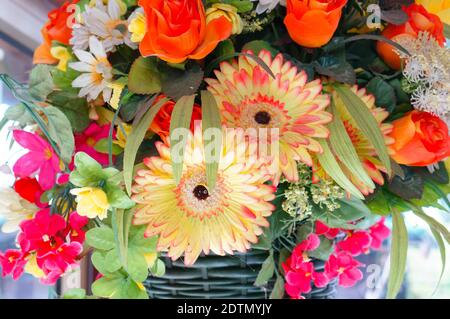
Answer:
(0, 0, 450, 300)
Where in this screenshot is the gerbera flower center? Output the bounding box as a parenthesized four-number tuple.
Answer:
(193, 185, 209, 200)
(254, 111, 271, 125)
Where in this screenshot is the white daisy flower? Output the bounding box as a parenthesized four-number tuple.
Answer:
(251, 0, 286, 14)
(70, 0, 135, 53)
(69, 36, 113, 102)
(0, 188, 37, 233)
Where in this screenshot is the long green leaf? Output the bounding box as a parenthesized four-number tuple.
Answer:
(387, 210, 408, 299)
(201, 91, 222, 189)
(112, 209, 127, 270)
(328, 98, 374, 190)
(430, 227, 446, 295)
(334, 84, 392, 177)
(169, 95, 196, 184)
(316, 139, 364, 199)
(123, 97, 168, 195)
(410, 205, 450, 244)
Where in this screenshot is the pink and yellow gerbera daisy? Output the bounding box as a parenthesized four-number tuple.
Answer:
(206, 50, 332, 184)
(132, 123, 276, 265)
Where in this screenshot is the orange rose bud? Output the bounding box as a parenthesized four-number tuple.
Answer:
(376, 4, 445, 70)
(33, 0, 78, 65)
(284, 0, 347, 48)
(150, 95, 202, 144)
(389, 111, 450, 167)
(138, 0, 232, 64)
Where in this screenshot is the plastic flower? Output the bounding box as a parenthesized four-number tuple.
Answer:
(377, 3, 445, 70)
(74, 122, 112, 166)
(70, 36, 113, 102)
(149, 95, 202, 144)
(12, 130, 61, 191)
(416, 0, 450, 24)
(71, 0, 135, 52)
(0, 188, 38, 233)
(368, 218, 390, 250)
(0, 250, 27, 280)
(138, 0, 233, 63)
(33, 0, 79, 65)
(50, 46, 72, 72)
(132, 123, 276, 265)
(389, 110, 450, 166)
(284, 0, 348, 48)
(128, 7, 146, 43)
(114, 123, 132, 149)
(282, 234, 329, 298)
(206, 3, 243, 35)
(206, 50, 332, 184)
(251, 0, 286, 14)
(337, 230, 372, 256)
(315, 220, 340, 240)
(325, 251, 363, 287)
(328, 86, 395, 195)
(70, 187, 110, 220)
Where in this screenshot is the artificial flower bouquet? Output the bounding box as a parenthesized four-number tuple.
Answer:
(0, 0, 450, 299)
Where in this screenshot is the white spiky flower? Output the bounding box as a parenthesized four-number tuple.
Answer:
(251, 0, 286, 14)
(70, 0, 135, 53)
(395, 32, 450, 124)
(0, 188, 37, 233)
(69, 36, 113, 102)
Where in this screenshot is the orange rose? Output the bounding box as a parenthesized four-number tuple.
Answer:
(138, 0, 232, 63)
(389, 111, 450, 166)
(377, 4, 445, 70)
(150, 95, 202, 143)
(284, 0, 348, 48)
(33, 0, 78, 65)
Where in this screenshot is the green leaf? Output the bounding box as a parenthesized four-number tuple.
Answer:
(91, 251, 109, 274)
(105, 249, 122, 273)
(29, 65, 54, 101)
(128, 247, 149, 282)
(129, 226, 158, 253)
(316, 139, 364, 199)
(161, 63, 204, 100)
(128, 57, 161, 95)
(62, 288, 86, 299)
(4, 103, 33, 125)
(254, 250, 275, 287)
(214, 39, 235, 58)
(334, 84, 392, 176)
(328, 98, 374, 190)
(366, 77, 397, 113)
(444, 24, 450, 39)
(47, 91, 90, 133)
(40, 105, 75, 164)
(86, 227, 116, 251)
(201, 90, 222, 189)
(269, 276, 285, 299)
(95, 138, 123, 155)
(429, 227, 446, 295)
(51, 67, 80, 92)
(92, 275, 126, 299)
(387, 211, 408, 299)
(308, 237, 334, 261)
(123, 97, 169, 195)
(105, 184, 135, 209)
(169, 95, 196, 184)
(150, 259, 166, 277)
(411, 206, 450, 244)
(72, 152, 103, 181)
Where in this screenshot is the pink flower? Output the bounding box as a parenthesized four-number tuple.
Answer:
(0, 250, 26, 280)
(337, 230, 372, 256)
(20, 208, 67, 256)
(369, 218, 391, 250)
(74, 122, 112, 166)
(282, 234, 329, 299)
(315, 221, 341, 239)
(66, 212, 89, 243)
(13, 130, 61, 190)
(325, 251, 364, 287)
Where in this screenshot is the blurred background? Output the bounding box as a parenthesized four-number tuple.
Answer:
(0, 0, 449, 299)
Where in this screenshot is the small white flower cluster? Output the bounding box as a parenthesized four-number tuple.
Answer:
(396, 32, 450, 125)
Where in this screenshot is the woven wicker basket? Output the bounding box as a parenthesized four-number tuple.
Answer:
(144, 250, 337, 299)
